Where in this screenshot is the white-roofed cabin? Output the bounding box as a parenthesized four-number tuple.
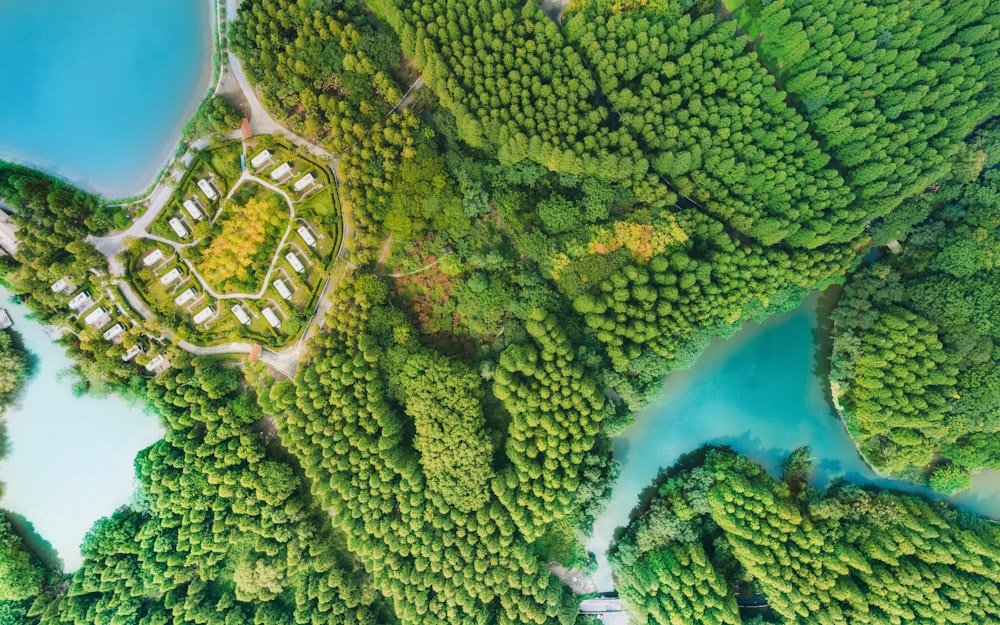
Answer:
(168, 217, 189, 238)
(182, 199, 204, 221)
(293, 173, 315, 192)
(159, 268, 182, 285)
(250, 149, 272, 169)
(262, 307, 281, 328)
(174, 288, 196, 306)
(143, 248, 165, 266)
(270, 162, 292, 181)
(192, 307, 215, 324)
(285, 252, 305, 273)
(197, 178, 218, 201)
(296, 225, 317, 247)
(274, 279, 292, 300)
(231, 304, 251, 325)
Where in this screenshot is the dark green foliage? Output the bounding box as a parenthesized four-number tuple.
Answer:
(612, 448, 1000, 625)
(0, 331, 29, 407)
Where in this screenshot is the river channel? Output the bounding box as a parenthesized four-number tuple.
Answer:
(0, 291, 163, 571)
(587, 289, 1000, 591)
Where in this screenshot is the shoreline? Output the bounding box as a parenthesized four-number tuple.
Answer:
(0, 0, 220, 204)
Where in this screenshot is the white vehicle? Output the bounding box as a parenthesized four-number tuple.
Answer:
(197, 178, 218, 201)
(174, 288, 196, 306)
(168, 218, 188, 238)
(231, 304, 251, 325)
(285, 252, 305, 273)
(159, 268, 182, 285)
(143, 248, 165, 266)
(182, 199, 203, 221)
(192, 307, 215, 324)
(250, 149, 272, 169)
(262, 307, 281, 328)
(296, 225, 317, 247)
(274, 279, 292, 300)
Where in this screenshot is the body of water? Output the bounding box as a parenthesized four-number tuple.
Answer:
(0, 291, 163, 571)
(587, 290, 1000, 591)
(0, 0, 212, 198)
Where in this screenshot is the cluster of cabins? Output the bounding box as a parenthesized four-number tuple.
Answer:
(144, 248, 215, 329)
(170, 178, 218, 239)
(250, 149, 317, 192)
(143, 246, 298, 332)
(52, 275, 170, 373)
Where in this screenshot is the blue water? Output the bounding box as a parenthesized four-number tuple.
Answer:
(0, 0, 212, 198)
(0, 291, 163, 571)
(587, 290, 1000, 590)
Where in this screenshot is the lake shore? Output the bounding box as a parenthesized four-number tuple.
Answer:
(0, 0, 217, 201)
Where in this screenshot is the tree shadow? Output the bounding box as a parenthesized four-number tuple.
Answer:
(3, 509, 63, 573)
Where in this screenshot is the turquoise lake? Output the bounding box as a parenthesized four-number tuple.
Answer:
(0, 291, 163, 571)
(587, 290, 1000, 591)
(0, 0, 212, 198)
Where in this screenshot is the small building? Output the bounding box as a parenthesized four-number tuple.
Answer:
(145, 354, 170, 374)
(159, 268, 182, 285)
(241, 117, 253, 139)
(197, 179, 218, 201)
(143, 248, 165, 267)
(262, 306, 281, 328)
(192, 306, 215, 324)
(102, 323, 125, 342)
(0, 309, 11, 330)
(84, 306, 111, 329)
(274, 279, 292, 300)
(296, 224, 317, 247)
(270, 162, 292, 181)
(182, 199, 204, 221)
(285, 252, 305, 273)
(231, 304, 251, 325)
(122, 344, 144, 362)
(250, 149, 272, 169)
(168, 217, 189, 239)
(68, 291, 92, 312)
(174, 288, 197, 306)
(50, 277, 73, 294)
(292, 173, 315, 192)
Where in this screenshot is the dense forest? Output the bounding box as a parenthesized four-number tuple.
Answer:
(1, 0, 1000, 623)
(611, 447, 1000, 625)
(831, 123, 1000, 491)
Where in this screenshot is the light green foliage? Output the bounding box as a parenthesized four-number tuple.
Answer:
(613, 448, 1000, 625)
(832, 164, 1000, 484)
(0, 331, 29, 407)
